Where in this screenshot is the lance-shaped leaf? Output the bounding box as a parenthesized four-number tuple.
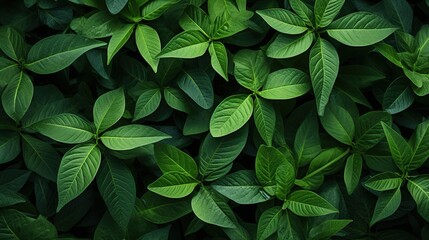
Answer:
(1, 71, 33, 122)
(234, 50, 270, 91)
(354, 111, 391, 152)
(256, 145, 287, 195)
(275, 161, 296, 200)
(259, 68, 311, 100)
(344, 153, 362, 195)
(105, 0, 128, 14)
(0, 26, 25, 61)
(107, 24, 134, 64)
(97, 157, 135, 230)
(407, 176, 429, 222)
(177, 69, 214, 109)
(253, 97, 276, 146)
(191, 187, 238, 228)
(0, 131, 20, 164)
(327, 12, 397, 47)
(148, 172, 198, 198)
(209, 41, 229, 81)
(256, 8, 307, 35)
(384, 0, 412, 33)
(409, 120, 429, 170)
(309, 38, 339, 116)
(133, 88, 162, 121)
(314, 0, 345, 28)
(210, 94, 253, 137)
(179, 5, 211, 35)
(198, 126, 248, 181)
(382, 77, 414, 114)
(21, 134, 59, 182)
(257, 206, 282, 240)
(101, 124, 171, 151)
(364, 172, 403, 192)
(212, 170, 269, 204)
(277, 211, 305, 240)
(140, 192, 192, 224)
(308, 219, 353, 240)
(267, 32, 314, 59)
(294, 112, 322, 166)
(370, 187, 402, 225)
(320, 103, 355, 145)
(287, 190, 338, 216)
(381, 122, 412, 172)
(135, 24, 161, 72)
(25, 34, 106, 74)
(93, 88, 125, 134)
(57, 144, 101, 211)
(157, 30, 209, 59)
(142, 0, 180, 21)
(289, 0, 314, 27)
(155, 143, 198, 178)
(32, 113, 94, 144)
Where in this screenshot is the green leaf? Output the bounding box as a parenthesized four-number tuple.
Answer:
(0, 131, 20, 164)
(364, 172, 403, 192)
(259, 68, 311, 100)
(275, 161, 296, 200)
(257, 206, 282, 240)
(256, 145, 287, 195)
(70, 11, 121, 39)
(198, 126, 248, 181)
(256, 8, 307, 35)
(158, 30, 209, 59)
(140, 192, 192, 224)
(135, 24, 161, 72)
(309, 38, 339, 116)
(96, 157, 135, 229)
(294, 112, 322, 166)
(409, 120, 429, 170)
(1, 71, 33, 122)
(191, 187, 238, 228)
(177, 69, 214, 109)
(32, 113, 94, 144)
(141, 0, 180, 20)
(21, 134, 60, 182)
(93, 88, 125, 134)
(0, 209, 29, 240)
(344, 153, 362, 195)
(298, 148, 349, 189)
(209, 41, 229, 81)
(148, 171, 199, 199)
(212, 170, 269, 204)
(384, 0, 412, 33)
(355, 111, 392, 152)
(106, 0, 128, 14)
(163, 87, 191, 113)
(234, 49, 270, 91)
(107, 24, 134, 64)
(20, 215, 58, 240)
(0, 27, 25, 61)
(320, 103, 355, 145)
(253, 97, 275, 146)
(57, 144, 101, 211)
(0, 57, 20, 87)
(381, 122, 412, 172)
(407, 176, 429, 222)
(267, 32, 314, 59)
(287, 190, 338, 216)
(210, 94, 253, 137)
(155, 143, 198, 178)
(308, 219, 353, 240)
(25, 34, 106, 74)
(327, 12, 397, 47)
(138, 225, 171, 240)
(382, 77, 414, 114)
(314, 0, 345, 28)
(101, 124, 170, 151)
(277, 211, 305, 240)
(94, 212, 125, 240)
(179, 5, 211, 35)
(289, 0, 314, 27)
(370, 187, 402, 225)
(210, 10, 251, 40)
(374, 43, 403, 68)
(133, 88, 162, 121)
(0, 187, 25, 207)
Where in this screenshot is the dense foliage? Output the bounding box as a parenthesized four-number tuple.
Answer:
(1, 0, 429, 239)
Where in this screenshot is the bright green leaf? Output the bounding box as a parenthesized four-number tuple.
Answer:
(93, 88, 125, 134)
(287, 190, 338, 216)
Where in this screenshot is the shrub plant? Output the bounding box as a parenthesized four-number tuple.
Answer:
(0, 0, 429, 239)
